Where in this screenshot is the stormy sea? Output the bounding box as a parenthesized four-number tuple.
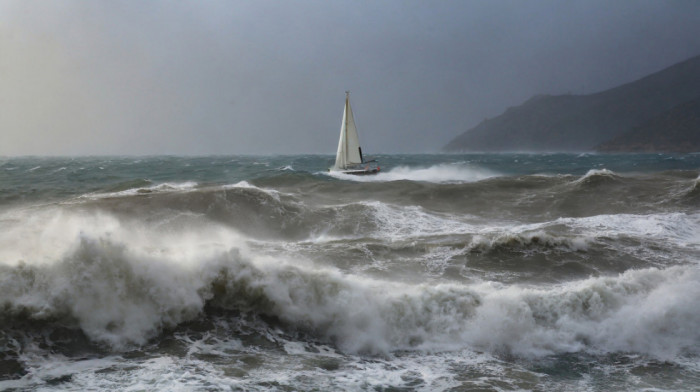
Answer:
(0, 153, 698, 391)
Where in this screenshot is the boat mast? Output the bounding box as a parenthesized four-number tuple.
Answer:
(345, 91, 350, 168)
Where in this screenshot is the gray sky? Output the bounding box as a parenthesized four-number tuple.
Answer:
(1, 0, 699, 156)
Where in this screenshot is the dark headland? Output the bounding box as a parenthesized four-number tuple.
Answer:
(444, 55, 700, 153)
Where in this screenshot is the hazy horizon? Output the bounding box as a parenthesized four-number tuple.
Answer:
(2, 1, 699, 156)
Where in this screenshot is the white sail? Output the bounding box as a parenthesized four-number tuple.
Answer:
(334, 92, 363, 170)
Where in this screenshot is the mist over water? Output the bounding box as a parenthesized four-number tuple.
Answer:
(1, 154, 699, 391)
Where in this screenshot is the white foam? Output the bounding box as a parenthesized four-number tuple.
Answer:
(306, 204, 700, 261)
(221, 181, 283, 201)
(222, 180, 256, 189)
(301, 200, 478, 244)
(325, 163, 501, 183)
(560, 212, 700, 252)
(208, 251, 700, 358)
(1, 353, 121, 391)
(463, 212, 700, 262)
(365, 201, 476, 241)
(60, 355, 243, 391)
(180, 333, 244, 358)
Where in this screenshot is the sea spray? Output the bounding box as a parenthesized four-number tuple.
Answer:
(0, 210, 244, 348)
(3, 211, 698, 359)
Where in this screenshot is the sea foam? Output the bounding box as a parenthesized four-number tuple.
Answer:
(326, 163, 500, 183)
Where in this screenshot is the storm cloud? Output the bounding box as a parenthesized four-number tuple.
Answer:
(1, 0, 699, 155)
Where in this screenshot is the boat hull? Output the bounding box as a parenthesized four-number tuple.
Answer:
(329, 167, 380, 175)
(343, 168, 380, 175)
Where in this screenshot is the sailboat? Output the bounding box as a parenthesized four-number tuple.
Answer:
(330, 91, 380, 175)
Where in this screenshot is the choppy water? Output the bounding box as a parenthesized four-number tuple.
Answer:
(0, 153, 699, 391)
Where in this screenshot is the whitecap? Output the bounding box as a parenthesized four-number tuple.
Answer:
(325, 163, 501, 183)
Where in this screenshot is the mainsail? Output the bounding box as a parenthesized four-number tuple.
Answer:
(334, 92, 363, 170)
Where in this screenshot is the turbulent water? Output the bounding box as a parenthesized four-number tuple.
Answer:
(0, 153, 699, 391)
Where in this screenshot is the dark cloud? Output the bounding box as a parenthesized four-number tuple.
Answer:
(1, 0, 699, 155)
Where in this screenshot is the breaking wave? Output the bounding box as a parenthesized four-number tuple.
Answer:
(571, 168, 621, 187)
(1, 208, 698, 360)
(4, 154, 700, 390)
(679, 174, 700, 202)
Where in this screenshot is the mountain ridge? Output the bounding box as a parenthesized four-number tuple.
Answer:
(596, 97, 700, 153)
(444, 55, 700, 152)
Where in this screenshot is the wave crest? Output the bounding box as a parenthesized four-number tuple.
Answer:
(572, 168, 621, 187)
(469, 230, 589, 254)
(1, 219, 698, 360)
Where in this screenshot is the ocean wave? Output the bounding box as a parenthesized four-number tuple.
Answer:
(676, 174, 700, 202)
(571, 168, 621, 186)
(8, 191, 696, 268)
(70, 188, 469, 243)
(3, 243, 698, 361)
(1, 208, 698, 360)
(466, 212, 700, 260)
(82, 181, 199, 199)
(467, 266, 700, 358)
(221, 180, 280, 196)
(468, 229, 589, 254)
(361, 201, 475, 241)
(0, 211, 246, 349)
(215, 263, 700, 358)
(560, 212, 700, 251)
(74, 184, 313, 240)
(325, 163, 501, 183)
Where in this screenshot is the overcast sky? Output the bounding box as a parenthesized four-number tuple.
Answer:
(1, 0, 699, 156)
